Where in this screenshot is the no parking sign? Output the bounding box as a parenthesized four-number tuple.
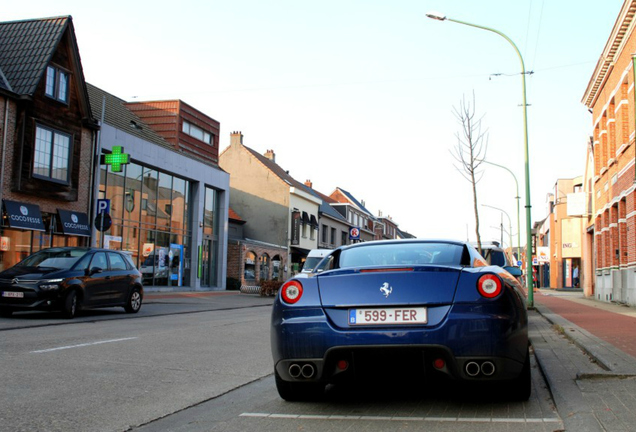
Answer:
(349, 227, 360, 240)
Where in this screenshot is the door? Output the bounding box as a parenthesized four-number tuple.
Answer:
(201, 237, 216, 287)
(84, 252, 110, 305)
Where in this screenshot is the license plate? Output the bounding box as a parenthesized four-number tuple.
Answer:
(349, 307, 427, 326)
(2, 291, 24, 298)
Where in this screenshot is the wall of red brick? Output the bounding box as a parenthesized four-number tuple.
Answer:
(0, 97, 93, 214)
(227, 239, 287, 286)
(589, 26, 636, 280)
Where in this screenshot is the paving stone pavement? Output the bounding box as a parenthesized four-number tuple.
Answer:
(531, 288, 636, 431)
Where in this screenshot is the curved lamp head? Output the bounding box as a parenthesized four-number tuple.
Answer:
(425, 11, 447, 21)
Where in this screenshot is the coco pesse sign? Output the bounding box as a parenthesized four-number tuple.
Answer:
(2, 200, 45, 231)
(57, 210, 91, 236)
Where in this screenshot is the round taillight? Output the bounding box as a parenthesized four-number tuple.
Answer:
(477, 274, 502, 298)
(281, 280, 303, 304)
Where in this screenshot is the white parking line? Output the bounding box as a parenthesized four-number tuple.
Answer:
(240, 413, 562, 424)
(30, 337, 138, 353)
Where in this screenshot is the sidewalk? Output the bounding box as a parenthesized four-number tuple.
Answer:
(530, 288, 636, 431)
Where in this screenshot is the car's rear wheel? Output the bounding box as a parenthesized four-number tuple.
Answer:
(275, 370, 324, 401)
(62, 290, 79, 319)
(124, 288, 142, 313)
(506, 348, 531, 401)
(0, 307, 13, 318)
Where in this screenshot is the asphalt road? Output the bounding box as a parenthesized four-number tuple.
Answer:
(0, 293, 561, 432)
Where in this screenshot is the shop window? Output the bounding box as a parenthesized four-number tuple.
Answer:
(244, 251, 256, 281)
(260, 254, 270, 280)
(272, 255, 282, 280)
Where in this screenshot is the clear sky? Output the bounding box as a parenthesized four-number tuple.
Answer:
(4, 0, 625, 247)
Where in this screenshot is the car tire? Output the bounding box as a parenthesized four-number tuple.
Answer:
(62, 290, 79, 319)
(124, 287, 142, 313)
(0, 308, 13, 318)
(507, 348, 531, 401)
(275, 370, 324, 401)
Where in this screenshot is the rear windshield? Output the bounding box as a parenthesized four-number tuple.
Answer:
(339, 243, 464, 268)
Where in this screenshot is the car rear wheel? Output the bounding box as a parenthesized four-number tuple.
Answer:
(124, 288, 142, 313)
(62, 290, 79, 319)
(0, 307, 13, 318)
(275, 370, 324, 401)
(507, 348, 531, 401)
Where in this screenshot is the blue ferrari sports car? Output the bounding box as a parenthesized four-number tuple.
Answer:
(271, 239, 529, 401)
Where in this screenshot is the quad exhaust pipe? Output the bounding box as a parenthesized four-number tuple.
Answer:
(464, 360, 496, 377)
(288, 363, 316, 379)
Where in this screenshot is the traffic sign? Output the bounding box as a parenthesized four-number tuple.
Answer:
(94, 212, 112, 232)
(349, 227, 360, 240)
(97, 199, 110, 214)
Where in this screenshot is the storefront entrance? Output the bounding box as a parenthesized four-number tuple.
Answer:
(200, 237, 216, 288)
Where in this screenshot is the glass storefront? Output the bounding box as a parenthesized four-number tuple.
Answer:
(99, 162, 192, 287)
(0, 204, 86, 272)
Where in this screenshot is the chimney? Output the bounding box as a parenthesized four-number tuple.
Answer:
(264, 149, 275, 162)
(304, 179, 313, 189)
(230, 131, 243, 147)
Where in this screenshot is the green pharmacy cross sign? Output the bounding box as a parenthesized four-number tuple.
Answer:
(100, 146, 130, 172)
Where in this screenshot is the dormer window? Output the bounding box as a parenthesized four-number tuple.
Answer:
(182, 120, 212, 144)
(45, 65, 69, 103)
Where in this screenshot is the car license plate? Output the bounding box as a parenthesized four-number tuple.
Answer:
(2, 291, 24, 298)
(349, 307, 427, 326)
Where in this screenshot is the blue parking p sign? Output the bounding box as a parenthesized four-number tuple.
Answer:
(97, 199, 110, 215)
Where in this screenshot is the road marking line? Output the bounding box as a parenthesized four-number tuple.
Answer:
(240, 413, 562, 423)
(30, 337, 138, 353)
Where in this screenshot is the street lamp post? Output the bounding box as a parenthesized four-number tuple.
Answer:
(483, 204, 513, 255)
(426, 12, 534, 307)
(478, 159, 521, 259)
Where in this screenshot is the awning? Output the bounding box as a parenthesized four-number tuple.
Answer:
(301, 211, 310, 225)
(310, 214, 318, 228)
(2, 200, 45, 231)
(57, 209, 91, 237)
(290, 246, 311, 256)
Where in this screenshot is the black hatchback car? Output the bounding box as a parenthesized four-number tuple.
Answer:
(0, 247, 143, 318)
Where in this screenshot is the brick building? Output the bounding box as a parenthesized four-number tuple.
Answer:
(0, 16, 99, 271)
(226, 207, 287, 292)
(582, 0, 636, 304)
(534, 178, 583, 289)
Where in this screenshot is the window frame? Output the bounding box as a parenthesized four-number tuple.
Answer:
(33, 123, 72, 185)
(45, 65, 70, 103)
(182, 120, 212, 144)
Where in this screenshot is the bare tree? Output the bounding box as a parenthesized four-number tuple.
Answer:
(451, 92, 488, 254)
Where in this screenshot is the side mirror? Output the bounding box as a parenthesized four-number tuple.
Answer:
(504, 266, 523, 278)
(88, 267, 103, 276)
